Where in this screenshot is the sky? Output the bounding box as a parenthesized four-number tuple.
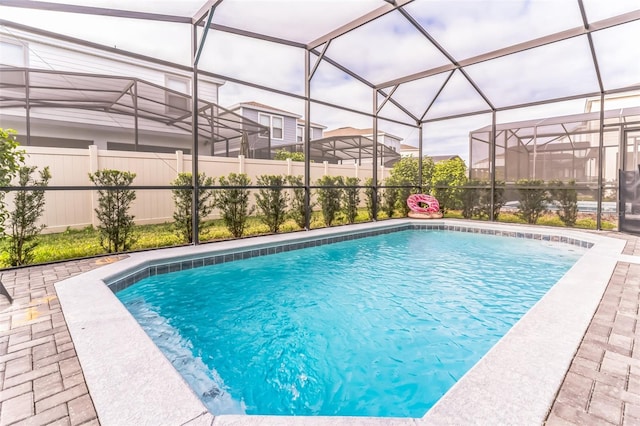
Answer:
(1, 0, 639, 163)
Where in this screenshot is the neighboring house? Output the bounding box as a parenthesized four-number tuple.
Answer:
(314, 127, 401, 166)
(323, 127, 402, 153)
(221, 101, 325, 158)
(431, 154, 462, 163)
(0, 21, 247, 156)
(468, 92, 640, 182)
(400, 143, 419, 158)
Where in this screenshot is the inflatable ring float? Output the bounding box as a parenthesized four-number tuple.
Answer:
(406, 194, 443, 219)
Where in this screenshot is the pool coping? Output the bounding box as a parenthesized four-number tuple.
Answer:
(54, 219, 627, 425)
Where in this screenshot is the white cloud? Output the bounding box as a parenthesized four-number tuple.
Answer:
(200, 31, 305, 95)
(404, 0, 584, 60)
(464, 36, 600, 107)
(213, 0, 384, 44)
(324, 9, 450, 85)
(0, 6, 193, 65)
(592, 20, 640, 91)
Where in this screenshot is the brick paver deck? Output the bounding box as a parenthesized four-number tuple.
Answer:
(0, 257, 124, 426)
(0, 233, 638, 425)
(546, 250, 640, 425)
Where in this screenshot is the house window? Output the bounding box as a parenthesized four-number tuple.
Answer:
(297, 126, 303, 142)
(258, 113, 284, 140)
(165, 75, 190, 115)
(0, 40, 27, 67)
(0, 40, 27, 86)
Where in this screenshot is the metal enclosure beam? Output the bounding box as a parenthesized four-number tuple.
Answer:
(307, 0, 413, 50)
(304, 49, 312, 230)
(372, 88, 379, 220)
(0, 0, 191, 23)
(191, 5, 218, 245)
(490, 111, 497, 221)
(597, 93, 604, 230)
(376, 10, 640, 90)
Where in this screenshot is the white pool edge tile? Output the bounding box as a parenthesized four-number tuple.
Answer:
(54, 219, 628, 425)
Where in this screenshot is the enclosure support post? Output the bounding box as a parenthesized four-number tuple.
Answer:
(597, 92, 605, 231)
(304, 49, 312, 230)
(25, 69, 31, 146)
(372, 89, 379, 221)
(191, 25, 200, 245)
(490, 110, 497, 221)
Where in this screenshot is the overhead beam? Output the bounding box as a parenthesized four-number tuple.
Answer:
(307, 0, 414, 50)
(0, 0, 191, 23)
(399, 7, 494, 111)
(577, 0, 604, 93)
(192, 0, 224, 24)
(208, 23, 306, 49)
(377, 9, 640, 90)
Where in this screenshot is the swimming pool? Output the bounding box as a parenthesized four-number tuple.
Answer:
(116, 228, 584, 417)
(55, 220, 625, 425)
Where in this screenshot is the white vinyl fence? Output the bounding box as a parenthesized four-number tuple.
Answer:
(10, 146, 389, 233)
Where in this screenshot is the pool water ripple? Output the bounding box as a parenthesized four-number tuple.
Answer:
(117, 230, 584, 417)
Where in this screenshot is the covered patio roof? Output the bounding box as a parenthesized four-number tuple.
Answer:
(0, 67, 269, 144)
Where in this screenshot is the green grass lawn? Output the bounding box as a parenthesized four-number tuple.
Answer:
(0, 209, 616, 268)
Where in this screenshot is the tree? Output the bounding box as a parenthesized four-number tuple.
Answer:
(274, 149, 305, 162)
(171, 172, 215, 243)
(477, 181, 505, 220)
(381, 178, 398, 218)
(342, 176, 360, 224)
(363, 177, 379, 220)
(215, 173, 254, 238)
(7, 166, 51, 266)
(461, 179, 483, 219)
(516, 179, 548, 224)
(549, 179, 578, 227)
(255, 174, 289, 233)
(0, 128, 25, 235)
(89, 169, 137, 253)
(286, 175, 307, 229)
(316, 175, 342, 226)
(431, 157, 467, 213)
(389, 156, 434, 216)
(461, 180, 505, 220)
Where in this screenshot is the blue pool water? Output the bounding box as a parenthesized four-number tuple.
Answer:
(117, 230, 585, 417)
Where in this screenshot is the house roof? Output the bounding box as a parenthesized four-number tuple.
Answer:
(400, 143, 418, 151)
(0, 67, 269, 143)
(275, 135, 401, 167)
(430, 154, 462, 163)
(227, 101, 301, 118)
(324, 127, 402, 140)
(297, 119, 327, 129)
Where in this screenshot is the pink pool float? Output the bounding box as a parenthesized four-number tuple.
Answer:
(406, 194, 443, 219)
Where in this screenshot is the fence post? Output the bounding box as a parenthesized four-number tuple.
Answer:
(323, 161, 329, 176)
(176, 150, 184, 175)
(89, 145, 99, 227)
(354, 162, 359, 179)
(238, 155, 245, 174)
(286, 158, 292, 176)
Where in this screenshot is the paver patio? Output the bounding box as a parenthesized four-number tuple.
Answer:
(0, 231, 638, 425)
